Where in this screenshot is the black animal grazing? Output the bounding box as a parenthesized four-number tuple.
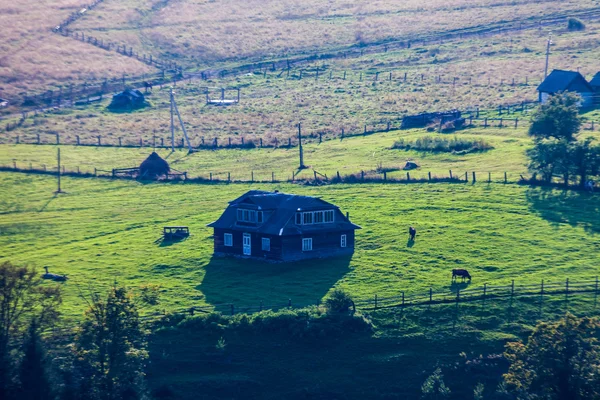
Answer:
(143, 81, 153, 92)
(408, 226, 417, 241)
(452, 269, 471, 282)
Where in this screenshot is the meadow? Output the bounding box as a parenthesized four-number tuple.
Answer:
(0, 125, 535, 181)
(1, 172, 598, 321)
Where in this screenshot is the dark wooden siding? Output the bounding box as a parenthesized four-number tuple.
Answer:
(213, 228, 283, 260)
(280, 230, 355, 261)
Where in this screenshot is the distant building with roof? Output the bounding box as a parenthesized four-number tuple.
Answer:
(108, 89, 147, 111)
(207, 190, 361, 261)
(589, 72, 600, 94)
(537, 70, 594, 107)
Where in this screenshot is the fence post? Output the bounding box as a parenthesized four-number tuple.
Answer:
(76, 135, 80, 145)
(251, 171, 254, 182)
(429, 288, 433, 303)
(449, 170, 453, 179)
(456, 288, 460, 304)
(37, 134, 40, 144)
(515, 118, 518, 129)
(406, 172, 410, 181)
(472, 171, 476, 182)
(374, 294, 378, 309)
(209, 172, 212, 181)
(402, 292, 405, 307)
(228, 172, 231, 182)
(428, 172, 431, 181)
(56, 134, 60, 145)
(16, 135, 19, 144)
(504, 172, 508, 183)
(94, 168, 97, 176)
(97, 136, 101, 146)
(465, 172, 468, 181)
(383, 171, 387, 181)
(488, 172, 491, 183)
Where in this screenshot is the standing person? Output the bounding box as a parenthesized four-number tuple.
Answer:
(409, 226, 416, 241)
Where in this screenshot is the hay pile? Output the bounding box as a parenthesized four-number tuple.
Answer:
(139, 152, 169, 178)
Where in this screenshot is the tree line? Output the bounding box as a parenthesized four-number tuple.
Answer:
(527, 92, 600, 189)
(3, 261, 600, 399)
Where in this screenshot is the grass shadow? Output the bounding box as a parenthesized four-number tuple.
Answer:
(526, 187, 600, 234)
(156, 236, 188, 247)
(199, 254, 352, 308)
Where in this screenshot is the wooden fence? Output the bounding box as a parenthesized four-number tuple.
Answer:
(136, 276, 600, 320)
(0, 162, 542, 187)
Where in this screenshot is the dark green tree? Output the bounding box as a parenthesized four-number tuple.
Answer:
(0, 261, 61, 398)
(324, 289, 354, 315)
(73, 286, 148, 400)
(529, 93, 582, 142)
(504, 313, 600, 400)
(18, 320, 53, 400)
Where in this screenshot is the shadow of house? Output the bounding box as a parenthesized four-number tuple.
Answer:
(199, 254, 352, 308)
(107, 89, 147, 112)
(537, 70, 594, 108)
(526, 187, 600, 234)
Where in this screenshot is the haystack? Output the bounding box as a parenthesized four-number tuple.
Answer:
(139, 152, 170, 178)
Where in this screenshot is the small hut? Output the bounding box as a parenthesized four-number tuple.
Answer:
(108, 89, 147, 111)
(139, 152, 170, 178)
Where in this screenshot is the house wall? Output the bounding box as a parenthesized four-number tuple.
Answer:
(213, 228, 356, 262)
(213, 228, 283, 261)
(280, 230, 355, 261)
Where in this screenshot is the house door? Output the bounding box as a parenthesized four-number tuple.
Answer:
(243, 233, 251, 256)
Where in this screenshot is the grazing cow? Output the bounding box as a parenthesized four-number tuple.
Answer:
(452, 269, 471, 282)
(408, 226, 417, 241)
(143, 81, 153, 92)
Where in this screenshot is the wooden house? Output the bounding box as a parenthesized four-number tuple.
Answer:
(108, 89, 146, 111)
(207, 190, 361, 261)
(537, 70, 594, 107)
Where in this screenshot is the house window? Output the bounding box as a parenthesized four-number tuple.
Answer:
(262, 237, 270, 251)
(302, 238, 313, 251)
(237, 208, 260, 223)
(224, 233, 233, 247)
(295, 210, 335, 225)
(341, 234, 347, 248)
(303, 212, 313, 225)
(324, 210, 334, 223)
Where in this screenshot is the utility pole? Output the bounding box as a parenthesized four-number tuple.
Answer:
(298, 123, 305, 169)
(544, 33, 553, 79)
(170, 88, 193, 152)
(170, 88, 175, 151)
(55, 148, 63, 194)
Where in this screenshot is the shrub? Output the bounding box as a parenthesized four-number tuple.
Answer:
(568, 17, 585, 31)
(324, 289, 354, 315)
(392, 136, 493, 154)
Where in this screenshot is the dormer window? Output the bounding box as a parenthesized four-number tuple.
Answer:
(295, 210, 334, 225)
(237, 209, 262, 223)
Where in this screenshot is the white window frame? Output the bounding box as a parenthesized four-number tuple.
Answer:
(262, 237, 270, 251)
(224, 233, 233, 247)
(341, 234, 347, 248)
(302, 238, 313, 251)
(296, 210, 335, 225)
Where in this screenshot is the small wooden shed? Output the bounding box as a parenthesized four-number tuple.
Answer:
(108, 89, 147, 111)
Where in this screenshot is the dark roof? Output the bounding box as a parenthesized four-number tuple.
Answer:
(537, 70, 593, 94)
(589, 72, 600, 88)
(208, 190, 361, 236)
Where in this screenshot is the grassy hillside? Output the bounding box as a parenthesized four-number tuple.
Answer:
(1, 172, 598, 321)
(0, 0, 153, 100)
(69, 0, 597, 64)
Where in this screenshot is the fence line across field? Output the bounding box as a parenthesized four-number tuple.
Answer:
(1, 162, 529, 186)
(135, 277, 600, 321)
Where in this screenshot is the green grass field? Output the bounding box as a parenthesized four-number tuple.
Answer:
(1, 172, 598, 321)
(0, 125, 535, 180)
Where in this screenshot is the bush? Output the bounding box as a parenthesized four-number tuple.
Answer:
(392, 136, 493, 154)
(568, 17, 586, 31)
(324, 289, 354, 315)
